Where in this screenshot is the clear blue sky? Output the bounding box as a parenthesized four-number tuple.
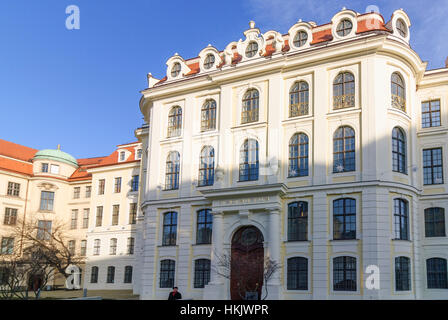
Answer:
(0, 0, 447, 159)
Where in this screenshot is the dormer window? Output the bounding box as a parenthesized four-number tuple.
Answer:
(41, 163, 49, 173)
(119, 151, 126, 161)
(245, 41, 258, 58)
(293, 31, 308, 47)
(204, 54, 215, 70)
(336, 19, 352, 37)
(171, 62, 181, 78)
(396, 19, 408, 38)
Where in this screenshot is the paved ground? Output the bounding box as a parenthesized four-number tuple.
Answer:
(30, 289, 140, 300)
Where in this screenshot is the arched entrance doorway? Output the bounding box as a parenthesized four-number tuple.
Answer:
(230, 226, 264, 300)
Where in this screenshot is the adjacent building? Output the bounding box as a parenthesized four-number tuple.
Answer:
(135, 8, 448, 300)
(0, 139, 143, 291)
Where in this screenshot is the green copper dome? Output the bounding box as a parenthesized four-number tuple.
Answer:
(33, 146, 78, 167)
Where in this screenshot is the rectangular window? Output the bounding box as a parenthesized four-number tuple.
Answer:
(422, 100, 441, 128)
(98, 179, 105, 195)
(127, 237, 135, 255)
(85, 186, 91, 198)
(107, 266, 115, 283)
(287, 257, 308, 290)
(93, 239, 101, 255)
(333, 256, 357, 291)
(395, 257, 411, 291)
(71, 209, 78, 229)
(90, 266, 98, 283)
(114, 177, 122, 193)
(124, 266, 133, 283)
(39, 191, 54, 211)
(96, 206, 103, 227)
(0, 237, 14, 255)
(68, 240, 76, 255)
(83, 209, 90, 228)
(136, 149, 142, 159)
(129, 203, 137, 225)
(109, 238, 117, 255)
(73, 187, 80, 199)
(425, 208, 446, 237)
(131, 175, 139, 192)
(50, 164, 59, 174)
(7, 182, 20, 197)
(423, 148, 444, 185)
(37, 220, 52, 240)
(112, 205, 119, 226)
(193, 259, 211, 288)
(4, 208, 18, 226)
(41, 163, 49, 173)
(80, 240, 87, 256)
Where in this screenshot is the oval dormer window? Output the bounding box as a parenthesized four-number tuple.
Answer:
(336, 19, 353, 37)
(204, 54, 215, 70)
(245, 41, 258, 58)
(396, 19, 407, 38)
(293, 31, 308, 47)
(171, 62, 181, 78)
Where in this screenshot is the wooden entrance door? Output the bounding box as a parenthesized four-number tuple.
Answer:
(230, 226, 264, 300)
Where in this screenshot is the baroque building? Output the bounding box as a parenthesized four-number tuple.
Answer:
(135, 8, 448, 300)
(0, 138, 143, 291)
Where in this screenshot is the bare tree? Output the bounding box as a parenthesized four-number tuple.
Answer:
(13, 217, 84, 284)
(0, 254, 28, 300)
(212, 249, 281, 300)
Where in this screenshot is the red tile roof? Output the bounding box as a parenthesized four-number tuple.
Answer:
(0, 139, 38, 162)
(151, 12, 390, 85)
(0, 139, 140, 180)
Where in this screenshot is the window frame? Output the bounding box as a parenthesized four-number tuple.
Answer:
(241, 89, 259, 124)
(165, 151, 180, 190)
(162, 211, 178, 246)
(160, 259, 176, 288)
(287, 257, 308, 290)
(423, 148, 444, 185)
(239, 139, 259, 182)
(200, 99, 217, 131)
(421, 100, 441, 128)
(425, 207, 446, 238)
(391, 72, 406, 112)
(333, 126, 356, 173)
(193, 259, 211, 288)
(167, 106, 182, 138)
(393, 198, 409, 240)
(332, 256, 357, 292)
(392, 127, 407, 174)
(198, 146, 215, 187)
(288, 133, 309, 177)
(196, 209, 213, 245)
(287, 201, 308, 241)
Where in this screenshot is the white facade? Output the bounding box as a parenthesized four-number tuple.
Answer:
(135, 9, 448, 300)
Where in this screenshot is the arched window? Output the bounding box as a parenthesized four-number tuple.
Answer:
(167, 106, 182, 137)
(194, 259, 211, 288)
(160, 259, 176, 288)
(288, 133, 309, 177)
(165, 151, 180, 190)
(90, 266, 98, 283)
(395, 256, 411, 291)
(425, 207, 446, 237)
(204, 54, 215, 70)
(333, 256, 357, 291)
(426, 258, 448, 289)
(391, 72, 406, 111)
(333, 198, 356, 240)
(333, 72, 355, 109)
(196, 209, 213, 244)
(289, 81, 309, 117)
(201, 99, 217, 131)
(171, 62, 181, 78)
(124, 266, 133, 283)
(239, 139, 259, 181)
(288, 202, 308, 241)
(336, 19, 353, 37)
(396, 19, 408, 38)
(162, 211, 178, 246)
(245, 41, 258, 58)
(287, 257, 308, 290)
(241, 89, 259, 124)
(198, 146, 214, 187)
(392, 127, 406, 174)
(333, 126, 355, 172)
(293, 31, 308, 47)
(394, 199, 409, 240)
